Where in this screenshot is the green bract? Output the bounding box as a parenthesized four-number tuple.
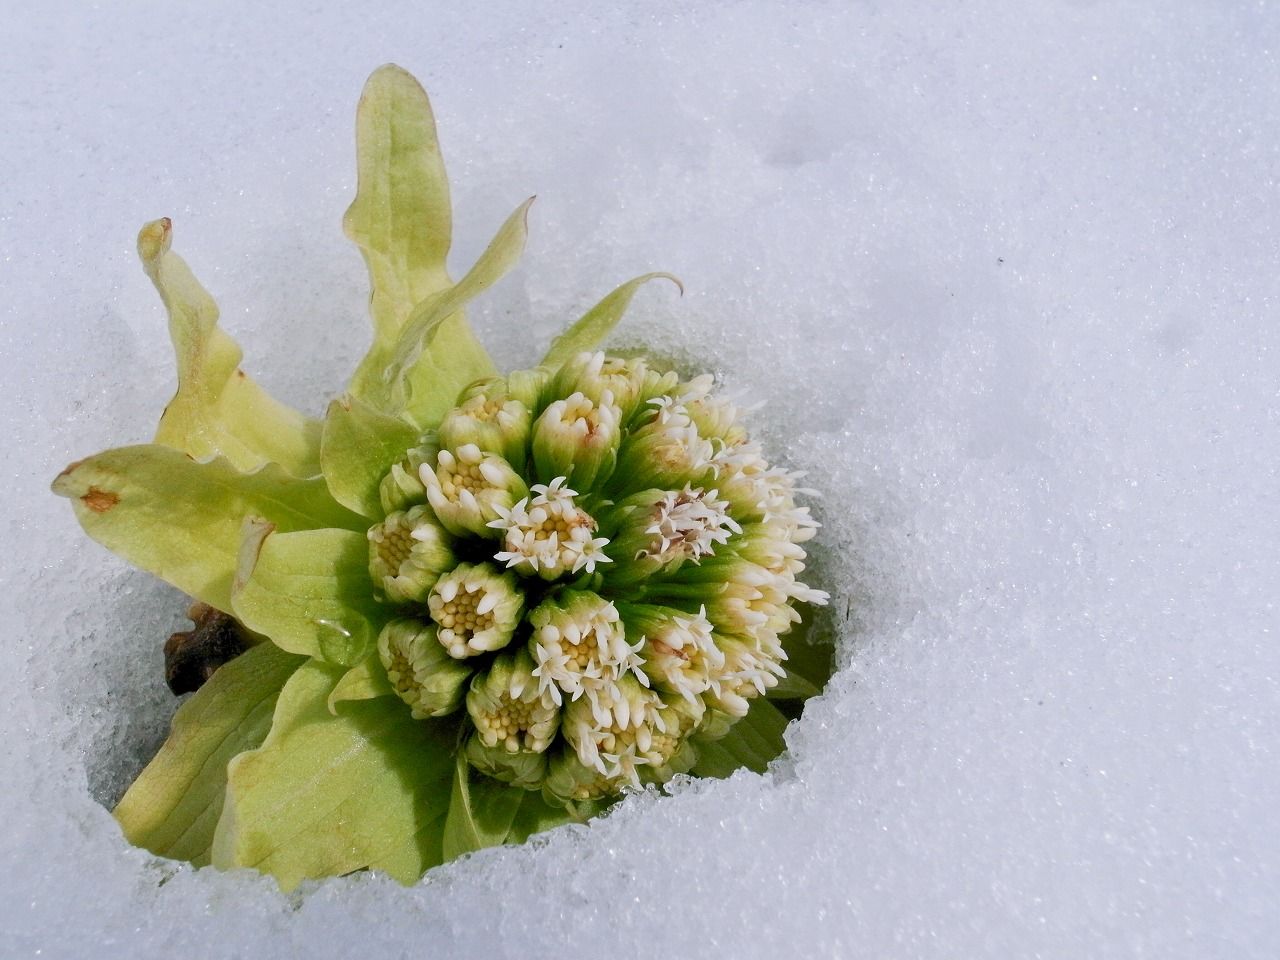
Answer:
(53, 64, 832, 890)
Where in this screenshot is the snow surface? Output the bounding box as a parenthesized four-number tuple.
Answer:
(2, 1, 1278, 957)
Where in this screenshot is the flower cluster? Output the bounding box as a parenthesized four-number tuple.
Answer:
(53, 65, 834, 888)
(368, 351, 827, 804)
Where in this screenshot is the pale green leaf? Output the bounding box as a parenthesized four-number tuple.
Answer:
(539, 273, 682, 370)
(343, 64, 496, 416)
(230, 526, 386, 665)
(442, 753, 525, 860)
(396, 312, 499, 430)
(139, 218, 322, 477)
(343, 63, 454, 345)
(212, 660, 455, 890)
(690, 698, 791, 779)
(320, 394, 420, 520)
(384, 198, 534, 425)
(505, 790, 576, 845)
(113, 643, 305, 867)
(327, 651, 395, 715)
(52, 445, 364, 613)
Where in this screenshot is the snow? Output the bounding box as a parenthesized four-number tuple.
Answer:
(3, 1, 1277, 957)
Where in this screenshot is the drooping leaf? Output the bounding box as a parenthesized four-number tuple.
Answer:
(52, 445, 365, 613)
(690, 698, 791, 779)
(320, 394, 420, 520)
(113, 642, 305, 867)
(212, 660, 455, 890)
(539, 273, 682, 369)
(385, 198, 534, 425)
(327, 651, 395, 715)
(138, 218, 322, 477)
(230, 526, 386, 666)
(442, 753, 525, 860)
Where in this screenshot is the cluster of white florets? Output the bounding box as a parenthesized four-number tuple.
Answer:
(367, 352, 827, 806)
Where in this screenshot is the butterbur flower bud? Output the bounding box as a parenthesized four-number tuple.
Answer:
(530, 391, 621, 491)
(562, 675, 668, 785)
(378, 435, 441, 515)
(703, 634, 786, 717)
(605, 484, 742, 583)
(489, 479, 611, 580)
(467, 649, 559, 753)
(638, 695, 704, 784)
(367, 506, 456, 603)
(618, 602, 723, 702)
(611, 397, 717, 494)
(377, 619, 472, 719)
(438, 386, 531, 467)
(527, 591, 642, 707)
(464, 650, 559, 787)
(428, 561, 524, 658)
(702, 574, 801, 639)
(420, 444, 527, 537)
(465, 737, 549, 790)
(551, 351, 655, 421)
(544, 748, 623, 805)
(461, 367, 550, 412)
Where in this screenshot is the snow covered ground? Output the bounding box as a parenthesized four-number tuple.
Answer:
(2, 1, 1277, 957)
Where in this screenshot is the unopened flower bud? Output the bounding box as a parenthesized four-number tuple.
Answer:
(462, 367, 550, 412)
(530, 391, 621, 491)
(611, 395, 717, 494)
(420, 444, 527, 538)
(465, 737, 549, 790)
(463, 650, 559, 789)
(377, 618, 472, 718)
(438, 386, 532, 467)
(367, 506, 455, 604)
(543, 748, 623, 805)
(637, 695, 704, 784)
(467, 649, 559, 753)
(551, 351, 655, 421)
(701, 572, 800, 639)
(427, 561, 524, 658)
(378, 435, 440, 515)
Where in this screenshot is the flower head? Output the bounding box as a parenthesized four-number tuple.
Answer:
(365, 357, 825, 808)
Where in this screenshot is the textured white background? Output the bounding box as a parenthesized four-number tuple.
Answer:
(2, 2, 1277, 957)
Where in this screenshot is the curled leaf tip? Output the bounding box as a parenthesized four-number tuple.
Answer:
(52, 458, 86, 487)
(656, 272, 684, 296)
(515, 195, 537, 229)
(137, 217, 173, 264)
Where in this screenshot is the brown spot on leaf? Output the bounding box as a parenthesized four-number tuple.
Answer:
(55, 458, 86, 481)
(82, 487, 120, 513)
